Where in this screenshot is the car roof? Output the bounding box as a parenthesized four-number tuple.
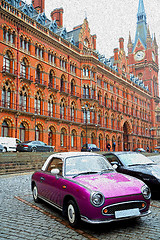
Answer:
(49, 151, 101, 159)
(41, 152, 103, 171)
(103, 151, 141, 156)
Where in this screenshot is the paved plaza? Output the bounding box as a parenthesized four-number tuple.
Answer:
(0, 155, 160, 240)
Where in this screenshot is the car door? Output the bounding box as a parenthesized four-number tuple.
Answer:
(39, 157, 64, 206)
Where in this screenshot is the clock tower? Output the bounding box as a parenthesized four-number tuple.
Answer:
(128, 0, 159, 98)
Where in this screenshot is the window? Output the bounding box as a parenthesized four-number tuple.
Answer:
(49, 70, 56, 88)
(110, 85, 113, 92)
(1, 120, 9, 137)
(20, 87, 28, 112)
(3, 51, 12, 73)
(2, 82, 11, 108)
(48, 95, 55, 117)
(60, 99, 66, 119)
(35, 91, 42, 114)
(71, 102, 75, 121)
(71, 130, 76, 148)
(48, 52, 55, 65)
(19, 123, 25, 142)
(47, 158, 63, 175)
(60, 128, 66, 147)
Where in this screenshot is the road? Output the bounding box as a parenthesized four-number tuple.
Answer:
(0, 155, 160, 240)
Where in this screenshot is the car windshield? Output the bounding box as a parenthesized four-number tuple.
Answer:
(118, 153, 154, 166)
(88, 144, 97, 147)
(65, 155, 113, 176)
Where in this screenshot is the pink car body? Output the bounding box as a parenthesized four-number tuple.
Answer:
(31, 152, 151, 226)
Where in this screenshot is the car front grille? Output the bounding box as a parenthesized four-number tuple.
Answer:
(102, 201, 146, 215)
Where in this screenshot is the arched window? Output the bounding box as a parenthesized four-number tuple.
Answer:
(35, 91, 42, 114)
(86, 86, 90, 98)
(71, 79, 76, 95)
(35, 126, 40, 141)
(21, 58, 27, 78)
(36, 64, 42, 84)
(1, 120, 9, 137)
(19, 123, 25, 142)
(71, 102, 75, 121)
(48, 95, 55, 117)
(49, 70, 55, 88)
(2, 82, 11, 108)
(60, 128, 67, 147)
(19, 86, 28, 112)
(3, 51, 11, 73)
(60, 99, 66, 119)
(71, 130, 76, 148)
(60, 75, 65, 92)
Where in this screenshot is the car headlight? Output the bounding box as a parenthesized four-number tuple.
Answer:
(141, 185, 151, 200)
(90, 192, 105, 207)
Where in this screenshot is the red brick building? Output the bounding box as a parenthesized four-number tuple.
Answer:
(0, 0, 159, 152)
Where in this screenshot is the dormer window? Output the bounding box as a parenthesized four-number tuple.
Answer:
(84, 38, 89, 47)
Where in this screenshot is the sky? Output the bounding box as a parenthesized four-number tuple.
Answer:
(44, 0, 160, 59)
(27, 0, 160, 91)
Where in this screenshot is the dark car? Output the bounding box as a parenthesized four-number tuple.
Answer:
(16, 141, 54, 152)
(81, 143, 100, 152)
(135, 148, 146, 152)
(0, 144, 4, 152)
(103, 151, 160, 195)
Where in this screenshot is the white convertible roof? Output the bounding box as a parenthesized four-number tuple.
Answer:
(41, 152, 102, 171)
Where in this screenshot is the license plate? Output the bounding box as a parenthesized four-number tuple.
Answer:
(115, 208, 140, 219)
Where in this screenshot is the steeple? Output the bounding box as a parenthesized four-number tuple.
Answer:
(133, 0, 147, 51)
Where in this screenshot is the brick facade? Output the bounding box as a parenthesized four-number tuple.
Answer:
(0, 0, 159, 152)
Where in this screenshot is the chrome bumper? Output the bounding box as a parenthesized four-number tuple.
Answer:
(81, 210, 151, 224)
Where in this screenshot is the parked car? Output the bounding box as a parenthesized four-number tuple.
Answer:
(81, 143, 100, 152)
(0, 144, 4, 152)
(103, 151, 160, 195)
(17, 141, 54, 152)
(31, 152, 151, 227)
(135, 148, 146, 152)
(0, 137, 21, 152)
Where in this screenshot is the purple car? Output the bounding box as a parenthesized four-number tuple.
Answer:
(31, 152, 151, 227)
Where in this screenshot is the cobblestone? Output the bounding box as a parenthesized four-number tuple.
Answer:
(0, 172, 160, 240)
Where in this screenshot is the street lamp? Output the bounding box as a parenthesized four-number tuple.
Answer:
(35, 111, 37, 140)
(149, 127, 155, 152)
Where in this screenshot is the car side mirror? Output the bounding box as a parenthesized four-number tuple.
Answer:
(111, 162, 119, 169)
(51, 169, 60, 175)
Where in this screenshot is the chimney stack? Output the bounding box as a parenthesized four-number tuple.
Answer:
(51, 8, 64, 28)
(119, 37, 124, 50)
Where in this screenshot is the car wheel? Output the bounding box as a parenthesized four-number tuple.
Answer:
(67, 200, 80, 227)
(49, 148, 53, 152)
(32, 185, 40, 203)
(31, 147, 36, 152)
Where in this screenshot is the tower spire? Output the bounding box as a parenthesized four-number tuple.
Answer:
(133, 0, 147, 51)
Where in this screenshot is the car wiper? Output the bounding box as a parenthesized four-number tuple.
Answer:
(73, 171, 98, 178)
(100, 169, 114, 175)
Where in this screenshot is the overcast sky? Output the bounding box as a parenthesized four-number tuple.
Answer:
(27, 0, 160, 91)
(44, 0, 160, 59)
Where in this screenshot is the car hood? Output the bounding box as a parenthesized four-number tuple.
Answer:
(73, 172, 144, 198)
(122, 164, 160, 178)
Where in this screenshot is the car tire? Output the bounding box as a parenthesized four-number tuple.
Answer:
(67, 200, 80, 227)
(32, 185, 40, 203)
(31, 147, 36, 152)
